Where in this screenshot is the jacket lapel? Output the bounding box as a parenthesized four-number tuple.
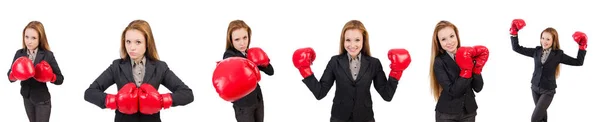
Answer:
(143, 60, 156, 83)
(543, 50, 558, 65)
(33, 49, 45, 65)
(337, 55, 354, 82)
(119, 59, 134, 82)
(442, 53, 460, 76)
(355, 56, 370, 82)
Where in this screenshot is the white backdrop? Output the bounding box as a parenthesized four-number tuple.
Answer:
(0, 0, 598, 122)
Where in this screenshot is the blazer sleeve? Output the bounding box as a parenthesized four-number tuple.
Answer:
(45, 52, 64, 85)
(433, 58, 472, 97)
(84, 63, 117, 109)
(560, 49, 586, 66)
(511, 36, 536, 58)
(372, 58, 398, 102)
(302, 57, 336, 100)
(258, 64, 274, 76)
(160, 62, 194, 107)
(7, 50, 20, 83)
(471, 74, 484, 93)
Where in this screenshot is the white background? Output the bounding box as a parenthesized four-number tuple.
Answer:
(0, 0, 598, 122)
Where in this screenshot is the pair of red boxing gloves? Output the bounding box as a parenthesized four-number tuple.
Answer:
(105, 83, 173, 115)
(212, 47, 270, 102)
(8, 56, 56, 83)
(292, 47, 412, 80)
(510, 19, 588, 50)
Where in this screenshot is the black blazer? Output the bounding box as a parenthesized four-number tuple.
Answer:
(511, 36, 586, 90)
(302, 53, 398, 122)
(84, 58, 194, 122)
(223, 49, 274, 107)
(433, 52, 483, 114)
(7, 49, 64, 102)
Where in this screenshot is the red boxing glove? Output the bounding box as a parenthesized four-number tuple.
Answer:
(213, 57, 260, 102)
(455, 46, 475, 78)
(572, 31, 588, 50)
(292, 47, 316, 78)
(9, 56, 35, 82)
(510, 19, 526, 35)
(246, 47, 271, 67)
(387, 48, 411, 80)
(138, 84, 173, 115)
(472, 45, 489, 75)
(106, 83, 139, 114)
(34, 60, 56, 83)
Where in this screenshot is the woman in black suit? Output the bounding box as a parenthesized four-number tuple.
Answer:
(291, 20, 411, 122)
(429, 20, 485, 122)
(220, 20, 274, 122)
(84, 20, 194, 122)
(509, 19, 587, 122)
(7, 21, 64, 122)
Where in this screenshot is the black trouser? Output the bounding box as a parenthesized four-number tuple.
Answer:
(330, 116, 375, 122)
(531, 85, 556, 122)
(435, 111, 476, 122)
(23, 97, 51, 122)
(233, 100, 264, 122)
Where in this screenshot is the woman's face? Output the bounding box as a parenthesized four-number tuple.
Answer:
(231, 28, 249, 52)
(540, 32, 553, 49)
(437, 27, 458, 54)
(125, 29, 147, 60)
(24, 28, 39, 50)
(344, 29, 363, 57)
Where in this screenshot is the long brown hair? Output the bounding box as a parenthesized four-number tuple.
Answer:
(120, 20, 159, 61)
(22, 21, 51, 51)
(225, 20, 252, 51)
(430, 20, 462, 101)
(339, 20, 371, 56)
(540, 27, 561, 78)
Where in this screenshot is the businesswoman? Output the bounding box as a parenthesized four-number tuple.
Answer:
(218, 20, 275, 122)
(509, 19, 587, 122)
(7, 21, 64, 122)
(292, 20, 411, 122)
(84, 20, 194, 122)
(430, 20, 487, 122)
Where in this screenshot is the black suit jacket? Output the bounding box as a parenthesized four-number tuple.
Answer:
(302, 53, 398, 122)
(7, 49, 64, 102)
(433, 52, 483, 114)
(223, 49, 274, 107)
(511, 36, 586, 90)
(84, 58, 194, 122)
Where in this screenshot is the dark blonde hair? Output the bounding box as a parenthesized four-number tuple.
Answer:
(339, 20, 371, 56)
(430, 20, 462, 101)
(225, 20, 252, 51)
(540, 27, 561, 78)
(22, 21, 51, 51)
(120, 20, 159, 61)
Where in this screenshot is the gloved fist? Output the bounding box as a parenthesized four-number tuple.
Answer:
(138, 83, 173, 115)
(572, 31, 588, 50)
(34, 60, 56, 83)
(510, 19, 526, 35)
(8, 56, 35, 82)
(246, 47, 270, 67)
(213, 57, 260, 102)
(387, 48, 411, 80)
(292, 47, 316, 78)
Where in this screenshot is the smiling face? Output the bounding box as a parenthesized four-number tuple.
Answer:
(540, 32, 553, 49)
(437, 27, 458, 54)
(344, 29, 363, 57)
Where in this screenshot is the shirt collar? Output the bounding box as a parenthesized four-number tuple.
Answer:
(131, 56, 146, 67)
(347, 52, 361, 61)
(27, 48, 39, 55)
(446, 51, 455, 60)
